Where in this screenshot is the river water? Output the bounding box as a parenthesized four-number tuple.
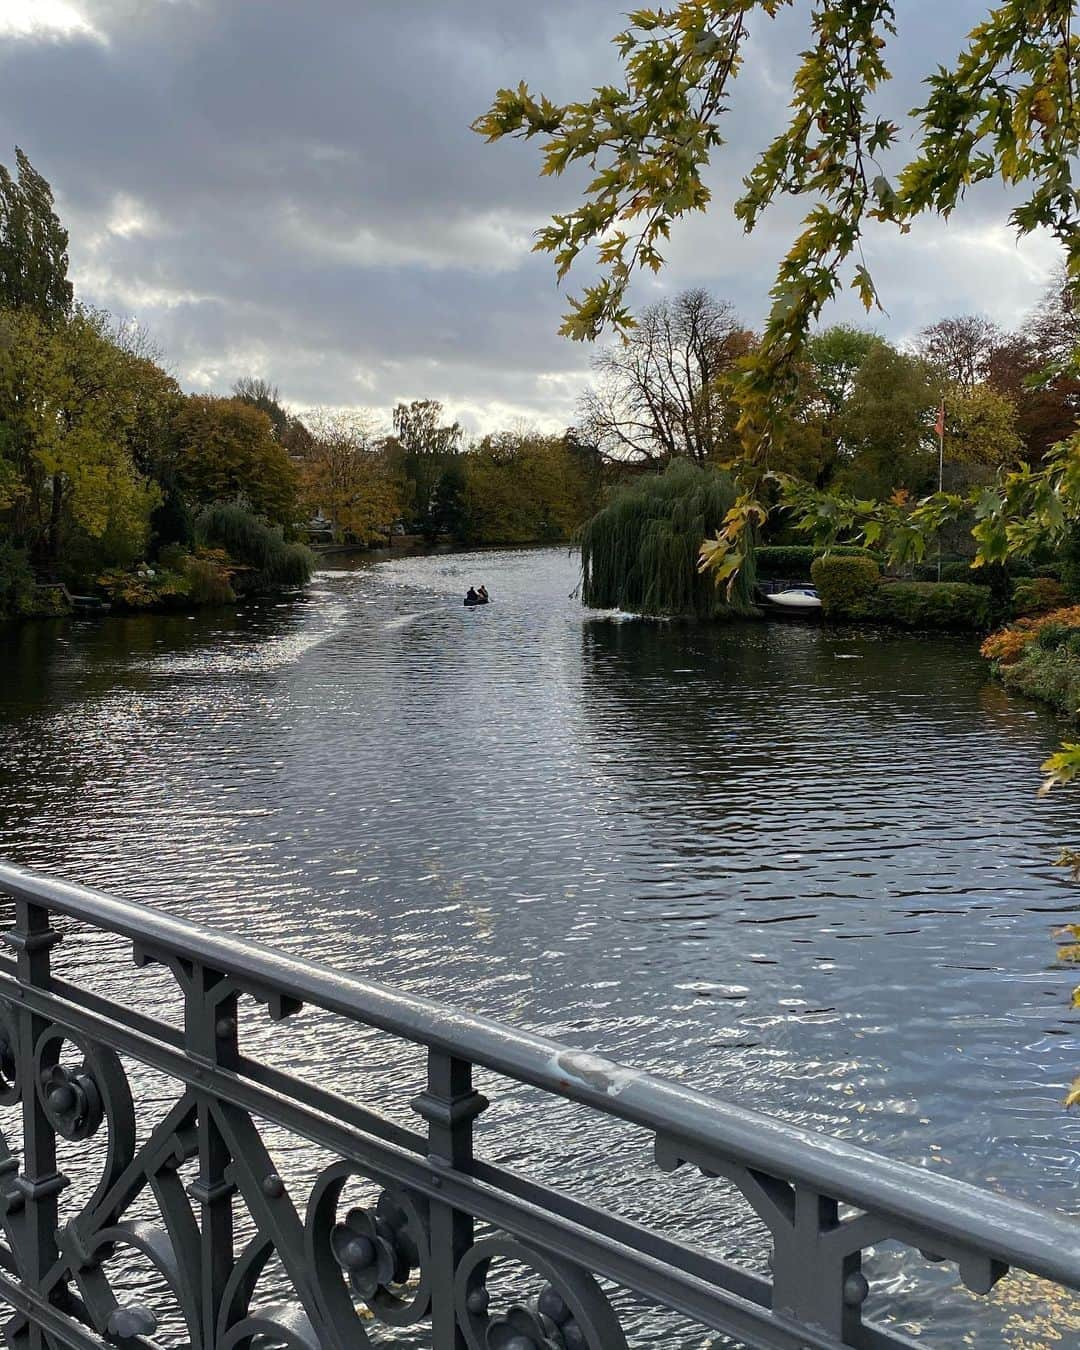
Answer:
(0, 546, 1077, 1346)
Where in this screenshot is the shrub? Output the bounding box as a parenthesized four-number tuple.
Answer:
(27, 585, 70, 617)
(810, 554, 880, 616)
(97, 565, 190, 610)
(981, 622, 1039, 665)
(981, 605, 1080, 664)
(195, 503, 315, 593)
(0, 540, 36, 618)
(924, 562, 1024, 613)
(1035, 622, 1074, 651)
(263, 541, 315, 588)
(911, 558, 969, 582)
(757, 544, 874, 579)
(196, 503, 279, 570)
(939, 561, 981, 584)
(997, 645, 1080, 718)
(1013, 576, 1068, 617)
(872, 580, 991, 630)
(183, 555, 236, 606)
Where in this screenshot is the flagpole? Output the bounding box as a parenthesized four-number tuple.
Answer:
(936, 401, 944, 582)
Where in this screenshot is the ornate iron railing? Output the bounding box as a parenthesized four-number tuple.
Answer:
(0, 861, 1075, 1349)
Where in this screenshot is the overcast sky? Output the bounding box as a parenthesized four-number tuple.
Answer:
(0, 0, 1064, 435)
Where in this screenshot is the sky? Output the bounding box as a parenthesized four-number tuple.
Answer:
(0, 0, 1064, 436)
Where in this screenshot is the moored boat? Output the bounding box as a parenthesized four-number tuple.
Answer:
(764, 586, 822, 611)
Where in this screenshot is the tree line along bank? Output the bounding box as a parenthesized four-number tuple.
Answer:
(0, 150, 601, 621)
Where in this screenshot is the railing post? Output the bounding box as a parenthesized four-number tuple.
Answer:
(412, 1051, 487, 1349)
(769, 1187, 867, 1343)
(182, 962, 238, 1350)
(5, 899, 64, 1350)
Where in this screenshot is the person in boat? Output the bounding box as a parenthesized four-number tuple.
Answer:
(464, 587, 480, 606)
(477, 585, 489, 603)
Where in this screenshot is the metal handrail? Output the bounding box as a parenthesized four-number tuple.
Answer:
(1, 859, 1076, 1294)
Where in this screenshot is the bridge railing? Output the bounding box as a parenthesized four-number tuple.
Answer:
(0, 861, 1075, 1349)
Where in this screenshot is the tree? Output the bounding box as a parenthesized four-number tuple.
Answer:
(392, 399, 463, 459)
(300, 410, 402, 544)
(233, 377, 289, 439)
(0, 148, 72, 322)
(988, 338, 1078, 465)
(581, 460, 757, 616)
(916, 314, 1005, 392)
(578, 289, 753, 464)
(172, 396, 299, 524)
(1027, 263, 1080, 366)
(804, 325, 880, 423)
(943, 383, 1022, 468)
(832, 343, 940, 498)
(0, 306, 162, 571)
(772, 325, 882, 483)
(391, 399, 464, 537)
(232, 376, 314, 456)
(475, 1, 1079, 452)
(431, 460, 469, 539)
(461, 431, 594, 543)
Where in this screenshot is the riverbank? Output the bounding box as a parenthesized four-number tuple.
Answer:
(981, 604, 1080, 718)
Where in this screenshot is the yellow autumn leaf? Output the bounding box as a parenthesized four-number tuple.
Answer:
(1030, 87, 1056, 128)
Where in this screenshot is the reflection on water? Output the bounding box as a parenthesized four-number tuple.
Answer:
(0, 547, 1077, 1346)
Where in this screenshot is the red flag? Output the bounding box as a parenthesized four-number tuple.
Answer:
(933, 401, 945, 438)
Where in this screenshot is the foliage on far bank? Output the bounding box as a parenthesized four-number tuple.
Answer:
(874, 580, 992, 631)
(92, 507, 315, 613)
(581, 461, 756, 618)
(757, 543, 873, 580)
(811, 554, 992, 629)
(981, 605, 1080, 667)
(459, 431, 599, 544)
(810, 555, 880, 618)
(0, 149, 599, 623)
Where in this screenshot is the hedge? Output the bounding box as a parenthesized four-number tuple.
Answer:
(811, 555, 992, 629)
(1012, 575, 1068, 617)
(872, 580, 991, 630)
(810, 555, 880, 616)
(757, 544, 874, 579)
(921, 560, 1030, 607)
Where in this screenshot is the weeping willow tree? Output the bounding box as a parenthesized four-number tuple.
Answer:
(581, 461, 756, 618)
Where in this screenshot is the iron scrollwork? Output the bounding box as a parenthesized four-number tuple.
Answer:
(0, 864, 1075, 1350)
(308, 1162, 431, 1332)
(455, 1235, 629, 1350)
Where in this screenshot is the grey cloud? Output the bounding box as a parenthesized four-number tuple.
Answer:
(0, 0, 1061, 433)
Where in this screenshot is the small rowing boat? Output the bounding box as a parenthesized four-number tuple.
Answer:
(764, 586, 822, 611)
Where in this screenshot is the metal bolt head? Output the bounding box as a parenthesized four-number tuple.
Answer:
(48, 1084, 76, 1113)
(339, 1235, 376, 1271)
(107, 1304, 158, 1338)
(843, 1271, 870, 1307)
(562, 1322, 587, 1350)
(262, 1174, 284, 1199)
(537, 1286, 569, 1323)
(466, 1286, 489, 1315)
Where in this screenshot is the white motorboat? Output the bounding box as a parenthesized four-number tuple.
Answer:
(764, 586, 822, 611)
